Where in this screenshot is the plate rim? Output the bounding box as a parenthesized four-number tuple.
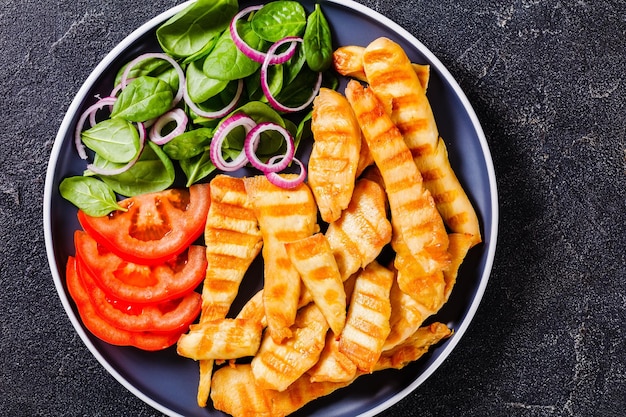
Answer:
(43, 1, 499, 416)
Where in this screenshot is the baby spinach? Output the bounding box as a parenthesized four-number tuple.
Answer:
(156, 67, 181, 93)
(59, 176, 125, 217)
(95, 141, 175, 196)
(251, 1, 306, 42)
(303, 4, 333, 72)
(295, 110, 313, 149)
(202, 21, 263, 81)
(114, 58, 172, 87)
(163, 127, 213, 160)
(281, 45, 307, 86)
(189, 80, 243, 125)
(245, 64, 284, 102)
(65, 0, 342, 215)
(81, 118, 140, 164)
(275, 66, 320, 108)
(180, 150, 217, 187)
(186, 58, 229, 103)
(111, 76, 173, 122)
(182, 37, 220, 65)
(156, 0, 238, 59)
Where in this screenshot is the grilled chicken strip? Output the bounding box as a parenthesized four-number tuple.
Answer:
(187, 174, 263, 407)
(333, 44, 431, 90)
(244, 175, 318, 344)
(211, 322, 451, 417)
(251, 303, 328, 392)
(344, 79, 450, 274)
(362, 37, 481, 245)
(285, 233, 346, 335)
(309, 87, 362, 223)
(325, 178, 391, 280)
(338, 260, 393, 373)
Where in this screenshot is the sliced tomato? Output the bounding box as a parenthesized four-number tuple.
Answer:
(74, 230, 207, 304)
(76, 256, 201, 332)
(77, 183, 210, 265)
(65, 257, 181, 351)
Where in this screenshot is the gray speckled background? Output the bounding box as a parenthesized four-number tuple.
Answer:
(1, 0, 625, 416)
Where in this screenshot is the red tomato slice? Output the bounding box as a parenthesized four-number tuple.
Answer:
(76, 257, 201, 332)
(65, 257, 180, 351)
(77, 183, 210, 265)
(74, 230, 207, 304)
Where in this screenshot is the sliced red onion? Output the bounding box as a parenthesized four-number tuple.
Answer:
(244, 122, 294, 173)
(87, 96, 117, 127)
(210, 113, 257, 171)
(86, 123, 146, 176)
(265, 156, 306, 189)
(261, 37, 322, 113)
(120, 53, 185, 107)
(183, 78, 244, 119)
(150, 108, 188, 145)
(230, 6, 298, 65)
(74, 97, 118, 159)
(109, 82, 125, 98)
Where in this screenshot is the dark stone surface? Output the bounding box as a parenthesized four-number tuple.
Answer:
(1, 0, 624, 416)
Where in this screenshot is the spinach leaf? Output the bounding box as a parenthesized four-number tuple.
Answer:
(295, 110, 312, 149)
(111, 76, 173, 122)
(182, 35, 220, 64)
(281, 45, 307, 86)
(251, 1, 306, 42)
(95, 141, 175, 196)
(202, 21, 263, 81)
(163, 127, 213, 160)
(275, 66, 319, 108)
(186, 58, 229, 103)
(81, 118, 140, 163)
(114, 58, 171, 87)
(59, 176, 125, 217)
(180, 150, 217, 187)
(156, 0, 238, 59)
(155, 66, 181, 93)
(303, 4, 333, 72)
(245, 65, 283, 102)
(188, 80, 243, 125)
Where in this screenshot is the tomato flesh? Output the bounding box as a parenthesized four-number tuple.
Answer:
(76, 257, 201, 332)
(65, 257, 181, 351)
(74, 230, 207, 304)
(77, 183, 210, 265)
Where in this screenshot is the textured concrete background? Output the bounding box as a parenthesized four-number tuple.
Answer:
(1, 0, 625, 416)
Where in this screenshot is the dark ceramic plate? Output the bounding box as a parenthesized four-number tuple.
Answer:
(44, 0, 498, 416)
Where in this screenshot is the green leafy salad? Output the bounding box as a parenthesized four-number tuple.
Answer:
(61, 0, 335, 216)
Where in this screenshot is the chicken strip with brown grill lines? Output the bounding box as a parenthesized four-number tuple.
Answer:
(186, 174, 263, 408)
(244, 175, 318, 344)
(309, 87, 362, 223)
(344, 79, 450, 274)
(362, 37, 481, 246)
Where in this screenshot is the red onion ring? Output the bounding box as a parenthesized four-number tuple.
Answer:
(109, 82, 125, 99)
(210, 113, 257, 171)
(120, 53, 185, 107)
(265, 156, 306, 189)
(74, 97, 118, 160)
(244, 122, 294, 173)
(230, 6, 298, 65)
(183, 78, 244, 120)
(149, 108, 188, 145)
(87, 96, 117, 128)
(85, 123, 146, 176)
(261, 37, 322, 113)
